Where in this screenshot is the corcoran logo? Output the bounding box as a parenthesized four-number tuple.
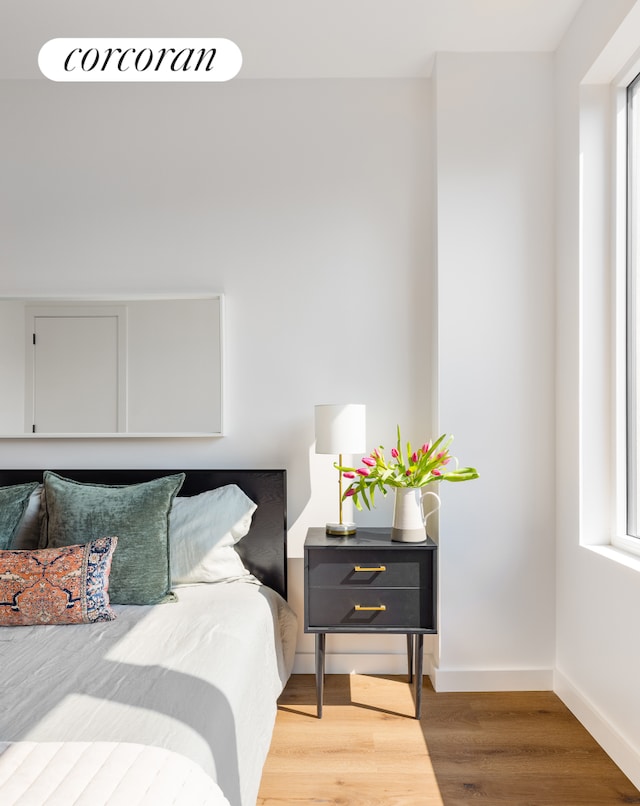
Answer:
(38, 38, 242, 82)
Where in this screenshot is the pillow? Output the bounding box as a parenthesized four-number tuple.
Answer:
(0, 482, 40, 551)
(169, 484, 257, 585)
(11, 484, 44, 550)
(0, 536, 117, 626)
(41, 472, 185, 605)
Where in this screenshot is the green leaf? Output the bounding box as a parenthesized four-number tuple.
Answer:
(440, 466, 479, 482)
(396, 425, 404, 465)
(425, 433, 447, 458)
(335, 463, 357, 473)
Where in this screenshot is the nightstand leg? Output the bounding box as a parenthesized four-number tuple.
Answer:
(315, 633, 325, 719)
(407, 634, 414, 683)
(414, 633, 424, 719)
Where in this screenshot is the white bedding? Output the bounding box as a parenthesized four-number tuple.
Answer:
(0, 580, 297, 806)
(0, 742, 230, 806)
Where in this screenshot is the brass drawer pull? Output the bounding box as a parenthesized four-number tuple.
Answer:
(354, 565, 386, 573)
(355, 604, 386, 612)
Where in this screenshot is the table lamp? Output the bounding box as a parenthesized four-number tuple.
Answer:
(314, 403, 366, 536)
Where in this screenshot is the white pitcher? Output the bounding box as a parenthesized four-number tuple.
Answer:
(391, 487, 440, 542)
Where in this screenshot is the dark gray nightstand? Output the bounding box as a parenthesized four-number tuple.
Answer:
(304, 526, 437, 719)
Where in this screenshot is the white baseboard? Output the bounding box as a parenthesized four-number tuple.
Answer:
(430, 666, 554, 692)
(293, 652, 551, 692)
(554, 669, 640, 791)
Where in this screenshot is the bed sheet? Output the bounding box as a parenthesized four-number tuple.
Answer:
(0, 580, 297, 806)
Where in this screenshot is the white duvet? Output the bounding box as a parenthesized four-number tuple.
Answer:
(0, 581, 297, 806)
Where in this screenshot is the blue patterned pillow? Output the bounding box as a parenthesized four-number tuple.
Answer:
(0, 536, 117, 626)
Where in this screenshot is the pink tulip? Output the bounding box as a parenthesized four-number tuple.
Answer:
(356, 468, 370, 477)
(372, 448, 380, 458)
(343, 472, 355, 479)
(391, 448, 399, 459)
(362, 457, 376, 467)
(422, 443, 430, 453)
(344, 488, 356, 497)
(432, 469, 442, 476)
(405, 469, 412, 476)
(411, 452, 418, 463)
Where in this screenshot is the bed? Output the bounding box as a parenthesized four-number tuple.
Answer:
(0, 469, 296, 806)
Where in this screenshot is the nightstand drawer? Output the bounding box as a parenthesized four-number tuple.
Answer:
(307, 587, 426, 629)
(307, 549, 426, 588)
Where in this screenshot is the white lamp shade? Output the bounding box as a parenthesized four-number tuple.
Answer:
(314, 404, 366, 455)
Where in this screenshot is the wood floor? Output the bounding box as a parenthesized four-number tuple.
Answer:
(257, 674, 640, 806)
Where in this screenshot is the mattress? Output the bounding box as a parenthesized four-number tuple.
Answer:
(0, 580, 297, 806)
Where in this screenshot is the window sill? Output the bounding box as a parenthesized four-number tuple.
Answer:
(612, 533, 640, 558)
(586, 539, 640, 572)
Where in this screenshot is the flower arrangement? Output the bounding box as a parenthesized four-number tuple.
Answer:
(336, 426, 479, 511)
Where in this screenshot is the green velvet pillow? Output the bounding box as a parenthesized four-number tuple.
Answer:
(41, 472, 185, 605)
(0, 482, 40, 551)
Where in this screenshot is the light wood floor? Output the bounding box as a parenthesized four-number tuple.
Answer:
(257, 674, 640, 806)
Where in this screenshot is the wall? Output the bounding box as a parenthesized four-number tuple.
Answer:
(0, 77, 433, 671)
(554, 0, 640, 788)
(433, 53, 556, 690)
(0, 57, 563, 686)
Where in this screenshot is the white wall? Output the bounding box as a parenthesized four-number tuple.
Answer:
(432, 53, 556, 690)
(0, 77, 434, 671)
(554, 0, 640, 789)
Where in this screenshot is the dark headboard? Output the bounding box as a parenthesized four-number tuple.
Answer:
(0, 469, 288, 600)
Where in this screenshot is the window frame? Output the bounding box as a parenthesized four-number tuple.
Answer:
(613, 69, 640, 556)
(626, 71, 640, 538)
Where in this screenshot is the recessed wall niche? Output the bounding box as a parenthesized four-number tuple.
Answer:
(0, 295, 224, 437)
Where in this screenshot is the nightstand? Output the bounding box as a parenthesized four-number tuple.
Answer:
(304, 526, 437, 719)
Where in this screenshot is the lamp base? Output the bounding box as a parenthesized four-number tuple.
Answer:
(325, 521, 357, 537)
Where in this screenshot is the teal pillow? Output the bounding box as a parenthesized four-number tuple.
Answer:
(41, 472, 185, 605)
(0, 482, 39, 551)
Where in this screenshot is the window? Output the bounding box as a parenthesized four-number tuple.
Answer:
(578, 16, 640, 561)
(627, 72, 640, 538)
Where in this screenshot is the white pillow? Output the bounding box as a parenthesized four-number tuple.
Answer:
(169, 484, 257, 585)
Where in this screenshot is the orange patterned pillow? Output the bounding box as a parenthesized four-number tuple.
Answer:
(0, 537, 117, 626)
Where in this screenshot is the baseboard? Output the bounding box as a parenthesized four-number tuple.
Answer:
(430, 666, 554, 692)
(554, 669, 640, 791)
(293, 652, 552, 692)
